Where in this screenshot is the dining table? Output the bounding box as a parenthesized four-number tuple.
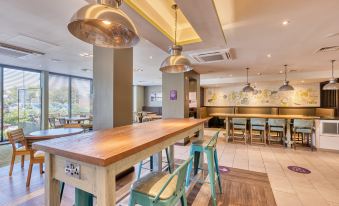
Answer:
(33, 118, 206, 206)
(64, 117, 91, 124)
(209, 113, 320, 147)
(27, 128, 84, 141)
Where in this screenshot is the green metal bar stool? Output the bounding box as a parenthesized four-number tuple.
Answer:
(138, 148, 172, 180)
(250, 118, 267, 145)
(60, 183, 93, 206)
(129, 156, 193, 206)
(267, 119, 286, 145)
(231, 118, 248, 144)
(292, 119, 314, 151)
(185, 131, 221, 206)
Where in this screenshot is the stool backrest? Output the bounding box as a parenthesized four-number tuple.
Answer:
(154, 156, 193, 203)
(293, 119, 313, 128)
(232, 118, 247, 125)
(250, 118, 266, 126)
(268, 119, 285, 127)
(206, 130, 220, 148)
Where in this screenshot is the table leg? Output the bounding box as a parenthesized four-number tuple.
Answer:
(95, 166, 115, 206)
(75, 189, 93, 206)
(198, 128, 204, 170)
(224, 117, 229, 142)
(153, 152, 163, 172)
(169, 145, 175, 171)
(285, 119, 292, 148)
(45, 153, 61, 206)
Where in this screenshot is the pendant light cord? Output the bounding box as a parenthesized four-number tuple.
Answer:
(246, 68, 249, 84)
(284, 64, 288, 82)
(174, 4, 178, 45)
(331, 60, 335, 78)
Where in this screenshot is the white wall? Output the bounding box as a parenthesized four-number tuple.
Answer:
(133, 85, 144, 112)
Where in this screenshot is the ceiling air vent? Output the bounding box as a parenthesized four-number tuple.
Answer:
(316, 46, 339, 53)
(190, 48, 235, 64)
(0, 42, 45, 58)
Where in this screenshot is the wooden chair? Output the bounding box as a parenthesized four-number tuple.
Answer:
(267, 119, 286, 145)
(48, 117, 63, 128)
(63, 123, 82, 128)
(231, 118, 248, 144)
(26, 139, 45, 187)
(81, 116, 93, 132)
(292, 119, 314, 150)
(250, 118, 267, 145)
(129, 156, 193, 206)
(59, 118, 66, 125)
(7, 128, 31, 176)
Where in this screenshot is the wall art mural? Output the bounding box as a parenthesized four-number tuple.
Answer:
(204, 83, 320, 107)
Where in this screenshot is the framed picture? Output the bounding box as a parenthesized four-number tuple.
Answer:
(170, 90, 177, 100)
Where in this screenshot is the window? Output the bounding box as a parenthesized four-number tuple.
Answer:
(71, 78, 92, 117)
(48, 74, 70, 118)
(2, 68, 41, 140)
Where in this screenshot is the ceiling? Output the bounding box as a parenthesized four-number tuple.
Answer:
(0, 0, 338, 86)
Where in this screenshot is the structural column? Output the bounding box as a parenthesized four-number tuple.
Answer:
(162, 70, 200, 169)
(41, 71, 49, 130)
(93, 46, 133, 130)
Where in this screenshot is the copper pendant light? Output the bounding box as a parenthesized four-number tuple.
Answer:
(279, 64, 294, 91)
(242, 68, 254, 92)
(68, 0, 139, 48)
(323, 60, 339, 90)
(160, 4, 193, 73)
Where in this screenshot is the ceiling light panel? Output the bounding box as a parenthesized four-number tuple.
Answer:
(124, 0, 201, 45)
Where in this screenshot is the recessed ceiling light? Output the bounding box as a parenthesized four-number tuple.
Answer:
(229, 74, 233, 77)
(282, 20, 290, 26)
(149, 56, 153, 59)
(289, 69, 297, 72)
(301, 80, 305, 83)
(267, 54, 272, 58)
(102, 20, 112, 25)
(81, 68, 92, 72)
(79, 53, 93, 57)
(257, 72, 262, 76)
(134, 68, 143, 72)
(279, 70, 284, 74)
(51, 58, 62, 62)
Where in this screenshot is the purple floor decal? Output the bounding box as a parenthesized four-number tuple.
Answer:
(219, 166, 230, 174)
(287, 166, 311, 174)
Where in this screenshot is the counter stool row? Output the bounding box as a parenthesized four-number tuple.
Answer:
(230, 118, 314, 149)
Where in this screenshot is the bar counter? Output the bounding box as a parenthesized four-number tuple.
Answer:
(33, 118, 206, 206)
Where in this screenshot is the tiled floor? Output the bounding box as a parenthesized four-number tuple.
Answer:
(1, 128, 339, 205)
(179, 128, 339, 206)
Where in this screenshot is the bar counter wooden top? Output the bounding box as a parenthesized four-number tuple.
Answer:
(209, 113, 320, 119)
(33, 118, 206, 167)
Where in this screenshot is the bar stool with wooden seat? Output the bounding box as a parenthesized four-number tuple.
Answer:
(250, 118, 267, 145)
(129, 156, 193, 206)
(185, 131, 221, 206)
(292, 119, 314, 150)
(231, 118, 248, 144)
(7, 128, 31, 176)
(267, 119, 286, 145)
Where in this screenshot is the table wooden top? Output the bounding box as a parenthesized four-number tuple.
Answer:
(27, 128, 84, 140)
(63, 117, 90, 121)
(33, 118, 206, 166)
(209, 113, 320, 120)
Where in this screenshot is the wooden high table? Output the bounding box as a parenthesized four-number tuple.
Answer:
(209, 113, 320, 147)
(33, 118, 206, 206)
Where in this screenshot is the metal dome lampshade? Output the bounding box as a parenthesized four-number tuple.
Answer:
(242, 68, 255, 93)
(279, 64, 294, 91)
(323, 60, 339, 90)
(160, 4, 193, 73)
(68, 0, 139, 48)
